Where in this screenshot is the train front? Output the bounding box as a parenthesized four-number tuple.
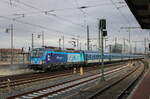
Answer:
(29, 48, 46, 70)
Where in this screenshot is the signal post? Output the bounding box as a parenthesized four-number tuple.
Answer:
(99, 19, 107, 81)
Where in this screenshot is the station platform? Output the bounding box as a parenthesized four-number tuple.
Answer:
(129, 68, 150, 99)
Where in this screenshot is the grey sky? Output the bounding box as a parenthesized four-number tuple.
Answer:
(0, 0, 149, 53)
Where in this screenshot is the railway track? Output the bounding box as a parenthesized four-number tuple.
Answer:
(0, 62, 125, 82)
(88, 61, 145, 99)
(7, 65, 129, 99)
(0, 62, 126, 89)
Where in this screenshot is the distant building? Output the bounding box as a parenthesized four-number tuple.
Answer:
(111, 44, 123, 53)
(0, 48, 29, 64)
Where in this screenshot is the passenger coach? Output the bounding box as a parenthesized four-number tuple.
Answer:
(29, 48, 143, 71)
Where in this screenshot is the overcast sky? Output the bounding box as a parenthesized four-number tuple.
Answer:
(0, 0, 149, 53)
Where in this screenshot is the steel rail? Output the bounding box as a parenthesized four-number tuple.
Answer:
(7, 65, 128, 99)
(88, 63, 144, 99)
(116, 64, 146, 99)
(0, 62, 126, 89)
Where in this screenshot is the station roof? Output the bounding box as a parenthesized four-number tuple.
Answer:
(125, 0, 150, 29)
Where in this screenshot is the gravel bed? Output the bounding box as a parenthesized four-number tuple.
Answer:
(49, 67, 128, 99)
(0, 63, 128, 99)
(91, 64, 144, 99)
(63, 65, 135, 99)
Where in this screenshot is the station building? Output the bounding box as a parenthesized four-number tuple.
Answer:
(0, 48, 29, 64)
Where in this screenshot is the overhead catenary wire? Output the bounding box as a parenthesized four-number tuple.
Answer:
(0, 0, 134, 40)
(0, 0, 144, 51)
(0, 0, 85, 29)
(1, 0, 127, 24)
(13, 0, 42, 12)
(0, 0, 34, 13)
(2, 0, 125, 26)
(0, 15, 86, 39)
(10, 0, 85, 28)
(0, 0, 87, 38)
(109, 0, 131, 25)
(1, 0, 126, 28)
(23, 1, 125, 13)
(74, 0, 89, 26)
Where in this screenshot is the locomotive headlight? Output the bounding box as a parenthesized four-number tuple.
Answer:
(42, 60, 45, 64)
(31, 60, 34, 64)
(38, 61, 42, 64)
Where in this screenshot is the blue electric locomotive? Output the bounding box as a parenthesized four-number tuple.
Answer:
(29, 48, 143, 71)
(29, 48, 84, 70)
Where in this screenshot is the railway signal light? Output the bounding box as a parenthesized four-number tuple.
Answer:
(99, 19, 106, 30)
(103, 30, 107, 37)
(98, 19, 107, 81)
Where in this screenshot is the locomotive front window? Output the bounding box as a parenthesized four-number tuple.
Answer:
(31, 50, 43, 58)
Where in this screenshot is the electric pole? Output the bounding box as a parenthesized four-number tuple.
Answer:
(109, 44, 112, 61)
(85, 43, 87, 50)
(144, 38, 147, 54)
(10, 24, 13, 65)
(32, 33, 34, 50)
(123, 38, 126, 53)
(90, 43, 92, 50)
(104, 38, 108, 51)
(72, 36, 79, 50)
(134, 42, 137, 54)
(128, 28, 131, 54)
(132, 40, 145, 54)
(62, 35, 64, 50)
(87, 25, 90, 50)
(120, 26, 140, 54)
(80, 42, 81, 50)
(59, 38, 61, 50)
(109, 45, 112, 53)
(115, 37, 117, 50)
(77, 37, 79, 50)
(6, 24, 14, 65)
(42, 31, 44, 47)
